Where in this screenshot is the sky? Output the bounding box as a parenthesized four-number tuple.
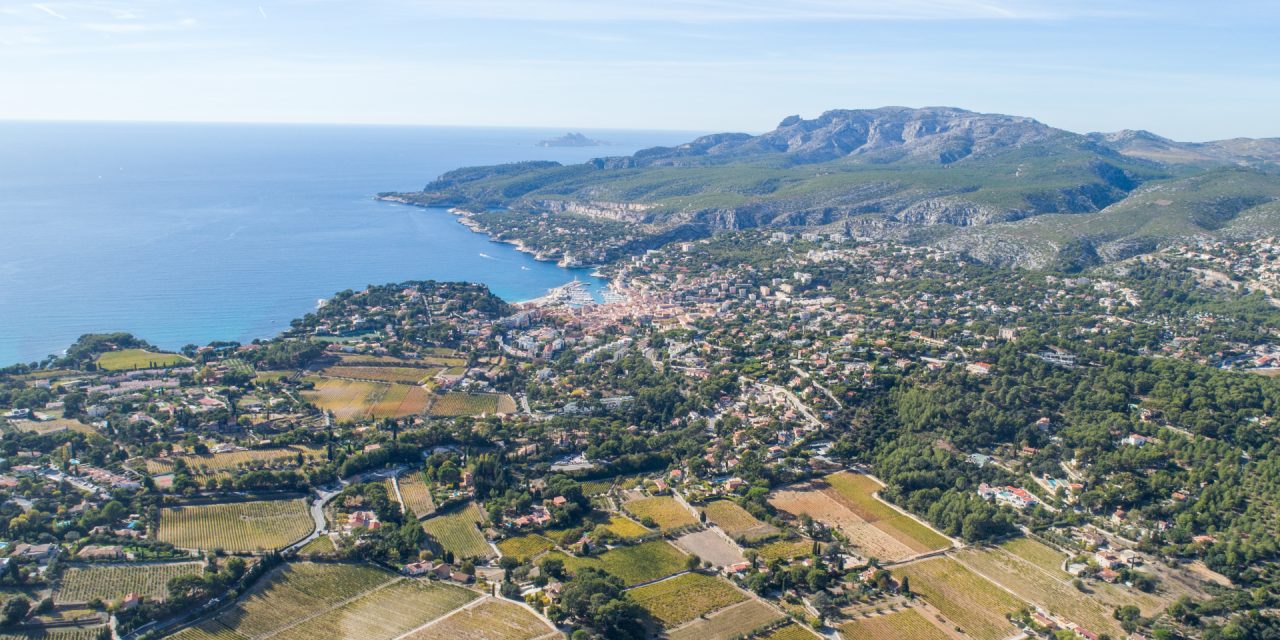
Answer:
(1, 0, 1278, 140)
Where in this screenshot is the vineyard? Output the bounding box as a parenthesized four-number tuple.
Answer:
(169, 562, 478, 640)
(422, 503, 493, 559)
(0, 628, 110, 640)
(666, 598, 783, 640)
(158, 499, 313, 552)
(300, 378, 429, 422)
(403, 597, 557, 640)
(9, 418, 96, 436)
(549, 540, 688, 586)
(754, 538, 815, 563)
(759, 623, 822, 640)
(892, 557, 1022, 640)
(96, 349, 189, 371)
(623, 496, 697, 531)
(837, 608, 951, 640)
(428, 392, 517, 417)
(823, 472, 952, 553)
(701, 500, 778, 541)
(1000, 537, 1070, 574)
(769, 484, 917, 562)
(146, 446, 325, 476)
(296, 534, 337, 556)
(57, 562, 202, 604)
(628, 572, 748, 627)
(319, 365, 438, 385)
(496, 534, 554, 561)
(396, 473, 437, 518)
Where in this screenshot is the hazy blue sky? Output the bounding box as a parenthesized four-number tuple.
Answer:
(2, 1, 1277, 139)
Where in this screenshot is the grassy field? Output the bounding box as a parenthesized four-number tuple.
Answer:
(758, 623, 822, 640)
(158, 499, 313, 553)
(428, 392, 517, 417)
(397, 473, 436, 517)
(57, 562, 202, 604)
(624, 496, 697, 531)
(9, 418, 96, 436)
(701, 500, 779, 541)
(96, 349, 190, 371)
(666, 598, 783, 640)
(168, 562, 478, 640)
(602, 515, 651, 539)
(954, 541, 1156, 638)
(823, 472, 952, 553)
(301, 378, 429, 421)
(892, 557, 1022, 640)
(629, 572, 748, 627)
(1000, 536, 1069, 574)
(548, 540, 688, 586)
(147, 446, 325, 476)
(422, 503, 493, 559)
(838, 608, 951, 640)
(296, 534, 337, 556)
(496, 534, 554, 561)
(403, 597, 555, 640)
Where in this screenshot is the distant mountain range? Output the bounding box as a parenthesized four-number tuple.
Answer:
(386, 107, 1280, 269)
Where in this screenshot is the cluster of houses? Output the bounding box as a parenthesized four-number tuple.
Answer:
(977, 483, 1039, 509)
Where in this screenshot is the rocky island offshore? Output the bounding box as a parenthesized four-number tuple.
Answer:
(537, 132, 608, 148)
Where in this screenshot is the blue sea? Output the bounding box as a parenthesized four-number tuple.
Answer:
(0, 122, 695, 366)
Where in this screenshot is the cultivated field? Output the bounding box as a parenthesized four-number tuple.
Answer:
(96, 349, 190, 371)
(496, 534, 554, 561)
(158, 499, 313, 552)
(397, 473, 437, 518)
(838, 607, 951, 640)
(301, 378, 429, 421)
(549, 540, 688, 586)
(623, 496, 697, 531)
(666, 598, 783, 640)
(954, 539, 1169, 637)
(422, 503, 493, 559)
(892, 557, 1022, 640)
(701, 500, 779, 542)
(404, 597, 557, 640)
(602, 515, 651, 539)
(629, 572, 748, 627)
(673, 529, 745, 568)
(759, 623, 822, 640)
(755, 538, 815, 563)
(824, 472, 952, 552)
(168, 562, 478, 640)
(320, 365, 438, 385)
(9, 418, 96, 436)
(428, 392, 517, 417)
(296, 534, 337, 556)
(0, 629, 110, 640)
(57, 562, 202, 604)
(769, 475, 945, 563)
(147, 446, 325, 476)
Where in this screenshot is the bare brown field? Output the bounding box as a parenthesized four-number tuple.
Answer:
(672, 529, 745, 568)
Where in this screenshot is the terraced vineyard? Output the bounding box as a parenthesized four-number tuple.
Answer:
(666, 598, 783, 640)
(158, 499, 313, 552)
(397, 473, 437, 517)
(629, 572, 748, 627)
(701, 500, 779, 541)
(892, 557, 1022, 640)
(838, 608, 951, 640)
(403, 597, 556, 640)
(496, 534, 554, 561)
(422, 503, 493, 559)
(147, 446, 325, 476)
(623, 496, 697, 531)
(547, 540, 689, 586)
(57, 562, 202, 604)
(428, 392, 517, 417)
(166, 562, 478, 640)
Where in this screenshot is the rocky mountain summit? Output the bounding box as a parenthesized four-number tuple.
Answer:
(384, 107, 1280, 270)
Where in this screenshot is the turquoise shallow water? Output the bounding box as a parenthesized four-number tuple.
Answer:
(0, 122, 694, 365)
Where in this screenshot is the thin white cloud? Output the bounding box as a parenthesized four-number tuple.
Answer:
(258, 6, 267, 19)
(396, 0, 1114, 22)
(32, 3, 68, 20)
